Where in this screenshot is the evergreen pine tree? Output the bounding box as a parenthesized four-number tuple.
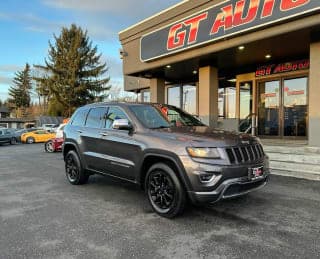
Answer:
(8, 63, 32, 117)
(34, 24, 110, 116)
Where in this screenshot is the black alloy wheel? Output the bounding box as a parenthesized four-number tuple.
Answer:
(65, 150, 89, 185)
(146, 163, 186, 218)
(148, 171, 175, 211)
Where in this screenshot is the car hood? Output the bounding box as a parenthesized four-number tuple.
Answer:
(151, 126, 259, 147)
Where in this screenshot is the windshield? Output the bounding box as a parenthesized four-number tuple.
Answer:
(158, 105, 205, 127)
(129, 104, 205, 129)
(129, 105, 170, 129)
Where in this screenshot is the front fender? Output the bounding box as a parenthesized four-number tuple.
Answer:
(138, 149, 193, 192)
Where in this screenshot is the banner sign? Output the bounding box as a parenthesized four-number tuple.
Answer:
(140, 0, 320, 62)
(287, 90, 304, 95)
(255, 59, 310, 77)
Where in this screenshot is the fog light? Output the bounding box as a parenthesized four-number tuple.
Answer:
(195, 171, 216, 183)
(199, 173, 213, 182)
(195, 171, 222, 185)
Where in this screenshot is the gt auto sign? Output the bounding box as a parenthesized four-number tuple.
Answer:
(140, 0, 320, 62)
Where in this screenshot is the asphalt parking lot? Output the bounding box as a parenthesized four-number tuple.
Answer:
(0, 143, 320, 259)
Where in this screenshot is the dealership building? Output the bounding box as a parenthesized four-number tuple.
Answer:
(119, 0, 320, 147)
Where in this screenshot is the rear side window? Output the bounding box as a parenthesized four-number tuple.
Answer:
(71, 109, 88, 126)
(85, 107, 106, 128)
(104, 106, 129, 129)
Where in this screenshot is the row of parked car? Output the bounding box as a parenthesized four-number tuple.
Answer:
(0, 128, 19, 145)
(0, 124, 65, 153)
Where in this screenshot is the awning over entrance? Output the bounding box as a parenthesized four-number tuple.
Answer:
(128, 28, 317, 84)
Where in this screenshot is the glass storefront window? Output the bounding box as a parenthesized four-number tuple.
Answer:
(239, 81, 253, 119)
(182, 85, 196, 115)
(257, 76, 308, 138)
(142, 90, 150, 102)
(218, 86, 236, 119)
(258, 80, 280, 136)
(226, 87, 236, 118)
(136, 93, 142, 102)
(167, 86, 181, 108)
(283, 77, 307, 137)
(218, 88, 224, 117)
(167, 84, 197, 114)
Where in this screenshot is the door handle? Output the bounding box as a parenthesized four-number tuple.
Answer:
(77, 130, 83, 134)
(99, 132, 109, 137)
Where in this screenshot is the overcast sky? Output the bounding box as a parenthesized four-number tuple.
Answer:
(0, 0, 182, 101)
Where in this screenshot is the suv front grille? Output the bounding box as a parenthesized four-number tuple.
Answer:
(225, 144, 264, 164)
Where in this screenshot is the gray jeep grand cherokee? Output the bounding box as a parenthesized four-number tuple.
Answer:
(63, 102, 269, 218)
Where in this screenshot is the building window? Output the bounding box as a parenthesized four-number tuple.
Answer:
(182, 85, 196, 115)
(142, 89, 150, 102)
(167, 84, 197, 115)
(239, 81, 253, 119)
(218, 86, 236, 119)
(218, 88, 224, 118)
(136, 92, 142, 102)
(167, 86, 181, 108)
(137, 89, 150, 102)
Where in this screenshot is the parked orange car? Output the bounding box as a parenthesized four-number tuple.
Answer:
(21, 130, 56, 144)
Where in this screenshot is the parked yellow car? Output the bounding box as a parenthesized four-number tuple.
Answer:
(21, 130, 56, 144)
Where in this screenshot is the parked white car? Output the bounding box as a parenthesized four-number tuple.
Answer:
(42, 124, 58, 132)
(55, 123, 66, 138)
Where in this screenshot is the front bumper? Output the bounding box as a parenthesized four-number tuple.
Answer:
(179, 154, 269, 204)
(188, 175, 268, 204)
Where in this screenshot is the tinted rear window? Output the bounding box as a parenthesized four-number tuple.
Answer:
(71, 109, 88, 126)
(85, 107, 106, 128)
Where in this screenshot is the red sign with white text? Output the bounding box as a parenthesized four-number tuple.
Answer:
(256, 60, 310, 77)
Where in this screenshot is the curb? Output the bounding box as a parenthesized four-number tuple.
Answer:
(270, 169, 320, 181)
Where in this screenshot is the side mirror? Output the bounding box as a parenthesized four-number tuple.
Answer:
(112, 119, 132, 131)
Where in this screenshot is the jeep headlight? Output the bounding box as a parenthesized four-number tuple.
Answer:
(186, 147, 221, 159)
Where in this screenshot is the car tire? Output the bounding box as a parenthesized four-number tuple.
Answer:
(26, 137, 35, 144)
(45, 140, 55, 153)
(65, 150, 89, 185)
(145, 163, 186, 218)
(10, 137, 17, 145)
